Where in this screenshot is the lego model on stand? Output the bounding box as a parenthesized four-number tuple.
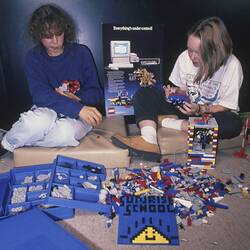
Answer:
(187, 116, 218, 168)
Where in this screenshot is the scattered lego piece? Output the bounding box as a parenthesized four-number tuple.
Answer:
(36, 172, 51, 182)
(11, 187, 27, 204)
(82, 181, 98, 189)
(106, 160, 248, 233)
(210, 241, 219, 246)
(51, 185, 73, 200)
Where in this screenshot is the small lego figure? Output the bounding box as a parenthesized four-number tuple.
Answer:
(195, 129, 213, 150)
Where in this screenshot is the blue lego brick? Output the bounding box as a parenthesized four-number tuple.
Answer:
(204, 199, 229, 209)
(167, 93, 190, 107)
(118, 196, 179, 245)
(0, 208, 89, 250)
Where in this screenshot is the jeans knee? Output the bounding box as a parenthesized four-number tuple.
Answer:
(21, 108, 57, 133)
(55, 121, 77, 145)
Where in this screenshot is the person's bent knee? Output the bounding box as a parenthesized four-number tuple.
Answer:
(54, 121, 78, 146)
(225, 115, 243, 138)
(21, 108, 57, 133)
(214, 112, 243, 139)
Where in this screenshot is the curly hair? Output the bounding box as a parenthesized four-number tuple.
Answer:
(28, 4, 76, 43)
(188, 17, 233, 83)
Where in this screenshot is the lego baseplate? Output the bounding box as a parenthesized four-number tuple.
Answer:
(118, 195, 179, 245)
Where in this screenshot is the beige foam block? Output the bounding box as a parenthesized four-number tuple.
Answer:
(157, 127, 187, 155)
(13, 116, 130, 169)
(158, 126, 244, 155)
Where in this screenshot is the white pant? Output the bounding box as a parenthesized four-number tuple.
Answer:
(1, 107, 92, 152)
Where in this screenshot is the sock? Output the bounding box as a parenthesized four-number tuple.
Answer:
(161, 118, 184, 130)
(141, 126, 157, 144)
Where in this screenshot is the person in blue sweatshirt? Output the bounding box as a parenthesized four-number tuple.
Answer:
(1, 4, 103, 152)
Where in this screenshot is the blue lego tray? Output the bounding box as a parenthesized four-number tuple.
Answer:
(0, 163, 74, 220)
(45, 155, 111, 215)
(0, 155, 111, 219)
(0, 208, 89, 250)
(118, 196, 179, 245)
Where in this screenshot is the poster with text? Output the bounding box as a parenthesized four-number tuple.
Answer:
(103, 24, 164, 116)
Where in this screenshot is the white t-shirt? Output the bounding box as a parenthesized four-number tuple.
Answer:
(169, 50, 243, 111)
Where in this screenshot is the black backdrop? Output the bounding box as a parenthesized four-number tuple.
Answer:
(0, 0, 249, 129)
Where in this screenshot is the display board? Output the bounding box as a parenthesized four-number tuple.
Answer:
(103, 24, 164, 116)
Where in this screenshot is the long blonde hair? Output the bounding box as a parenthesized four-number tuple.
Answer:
(188, 17, 232, 83)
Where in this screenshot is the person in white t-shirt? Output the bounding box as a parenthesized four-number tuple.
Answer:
(111, 17, 243, 161)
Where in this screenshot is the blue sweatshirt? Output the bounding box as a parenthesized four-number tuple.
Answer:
(24, 43, 103, 119)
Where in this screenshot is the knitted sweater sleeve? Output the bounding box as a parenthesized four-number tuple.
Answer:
(76, 46, 103, 106)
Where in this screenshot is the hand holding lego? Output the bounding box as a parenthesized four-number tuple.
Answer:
(179, 102, 199, 115)
(79, 106, 102, 127)
(55, 87, 81, 102)
(56, 80, 81, 102)
(163, 84, 178, 98)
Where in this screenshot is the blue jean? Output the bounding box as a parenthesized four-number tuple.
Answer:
(1, 107, 92, 152)
(133, 86, 243, 139)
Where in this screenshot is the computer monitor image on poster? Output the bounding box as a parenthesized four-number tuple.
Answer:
(108, 40, 139, 69)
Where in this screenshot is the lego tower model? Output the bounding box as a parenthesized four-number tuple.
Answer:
(187, 116, 218, 169)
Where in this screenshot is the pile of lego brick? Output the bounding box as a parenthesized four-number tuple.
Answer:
(104, 160, 249, 229)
